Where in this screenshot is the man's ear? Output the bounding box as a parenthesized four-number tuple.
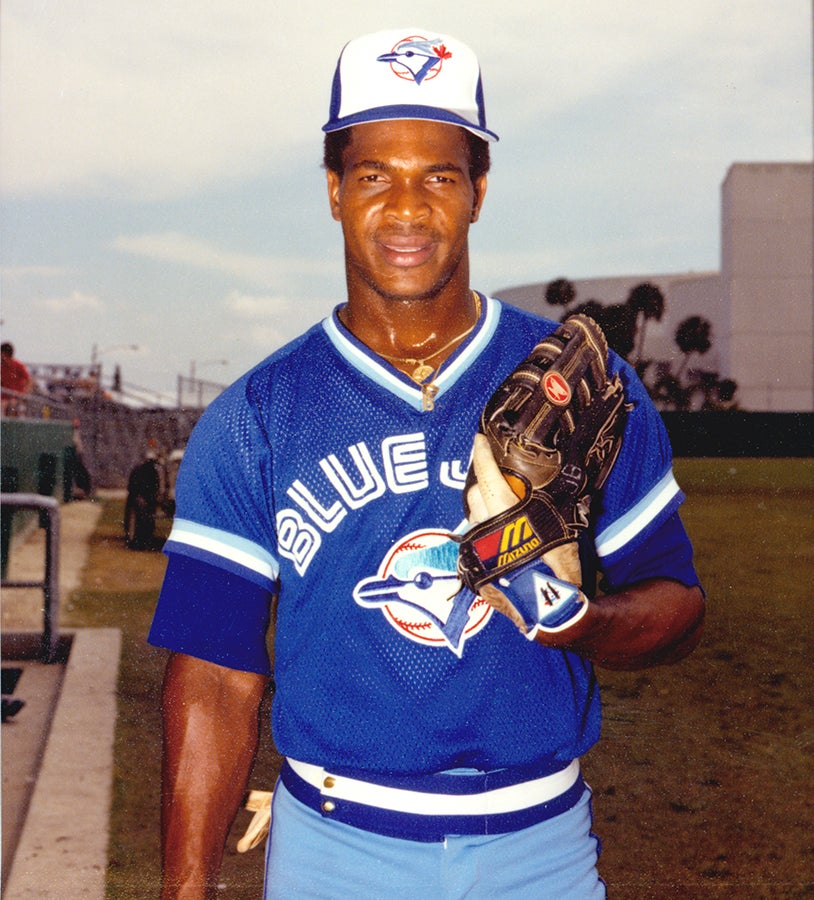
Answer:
(471, 175, 488, 223)
(327, 169, 342, 222)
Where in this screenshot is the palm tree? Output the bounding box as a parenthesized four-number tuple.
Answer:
(544, 278, 576, 308)
(593, 303, 637, 359)
(627, 282, 665, 365)
(674, 315, 712, 377)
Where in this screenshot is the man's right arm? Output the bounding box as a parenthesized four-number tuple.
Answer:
(160, 652, 269, 900)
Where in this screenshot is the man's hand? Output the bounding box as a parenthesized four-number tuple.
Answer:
(463, 433, 589, 637)
(463, 434, 705, 667)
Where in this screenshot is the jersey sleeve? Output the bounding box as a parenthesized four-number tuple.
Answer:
(162, 375, 280, 587)
(148, 556, 274, 674)
(600, 511, 699, 591)
(148, 373, 279, 673)
(593, 355, 700, 590)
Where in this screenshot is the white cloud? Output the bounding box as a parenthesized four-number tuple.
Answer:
(217, 290, 305, 352)
(112, 232, 341, 286)
(225, 290, 292, 319)
(34, 289, 105, 313)
(0, 1, 350, 199)
(226, 322, 293, 350)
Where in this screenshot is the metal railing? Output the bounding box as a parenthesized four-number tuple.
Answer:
(1, 387, 75, 421)
(1, 494, 61, 662)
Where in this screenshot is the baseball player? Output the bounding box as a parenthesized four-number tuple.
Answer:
(149, 28, 704, 899)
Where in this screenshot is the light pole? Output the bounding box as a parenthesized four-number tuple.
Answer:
(187, 359, 228, 408)
(91, 343, 141, 388)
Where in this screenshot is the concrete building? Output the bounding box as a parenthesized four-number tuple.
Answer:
(497, 162, 813, 412)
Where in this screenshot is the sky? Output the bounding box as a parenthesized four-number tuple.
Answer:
(1, 1, 811, 400)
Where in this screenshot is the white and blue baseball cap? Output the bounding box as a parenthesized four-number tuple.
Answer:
(323, 29, 499, 142)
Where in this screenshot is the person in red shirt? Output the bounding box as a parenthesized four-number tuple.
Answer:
(1, 342, 33, 416)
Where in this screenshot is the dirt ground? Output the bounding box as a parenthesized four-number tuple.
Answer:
(63, 459, 814, 898)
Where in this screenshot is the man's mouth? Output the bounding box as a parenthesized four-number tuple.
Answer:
(376, 234, 436, 268)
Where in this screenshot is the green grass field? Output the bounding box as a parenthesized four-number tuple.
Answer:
(63, 458, 814, 898)
(588, 458, 814, 898)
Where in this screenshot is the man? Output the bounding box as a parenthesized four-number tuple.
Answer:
(1, 342, 33, 416)
(149, 28, 704, 899)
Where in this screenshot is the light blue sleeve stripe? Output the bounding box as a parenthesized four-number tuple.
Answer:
(595, 470, 682, 559)
(166, 518, 280, 584)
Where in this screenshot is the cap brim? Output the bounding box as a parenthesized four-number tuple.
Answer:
(322, 104, 499, 142)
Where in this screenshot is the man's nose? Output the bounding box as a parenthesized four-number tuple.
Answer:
(385, 180, 431, 222)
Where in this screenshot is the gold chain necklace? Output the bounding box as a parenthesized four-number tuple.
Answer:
(378, 292, 482, 411)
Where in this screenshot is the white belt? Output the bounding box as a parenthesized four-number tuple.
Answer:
(287, 757, 581, 817)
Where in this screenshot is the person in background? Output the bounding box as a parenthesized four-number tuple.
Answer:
(1, 342, 33, 417)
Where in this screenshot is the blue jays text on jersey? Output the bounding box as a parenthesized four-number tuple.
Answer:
(274, 430, 469, 576)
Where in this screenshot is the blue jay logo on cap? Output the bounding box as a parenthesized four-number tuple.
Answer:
(377, 35, 453, 85)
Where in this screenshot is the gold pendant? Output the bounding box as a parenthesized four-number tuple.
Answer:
(422, 383, 439, 411)
(411, 363, 434, 383)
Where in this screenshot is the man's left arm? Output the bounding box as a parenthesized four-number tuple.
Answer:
(534, 578, 704, 670)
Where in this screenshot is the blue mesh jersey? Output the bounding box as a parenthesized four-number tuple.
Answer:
(149, 295, 699, 778)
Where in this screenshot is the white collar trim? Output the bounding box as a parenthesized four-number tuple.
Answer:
(323, 295, 501, 411)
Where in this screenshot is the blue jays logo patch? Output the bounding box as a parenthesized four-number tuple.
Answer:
(353, 529, 491, 656)
(377, 35, 452, 85)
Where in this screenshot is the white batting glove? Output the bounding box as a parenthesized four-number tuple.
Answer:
(236, 790, 272, 852)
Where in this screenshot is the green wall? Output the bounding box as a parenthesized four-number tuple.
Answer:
(1, 419, 74, 577)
